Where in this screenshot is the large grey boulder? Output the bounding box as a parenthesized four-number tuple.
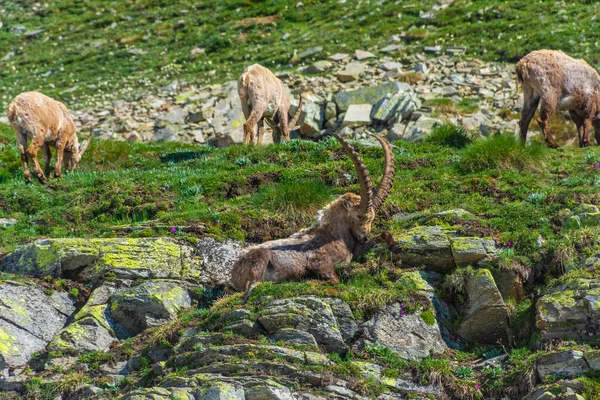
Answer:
(209, 82, 259, 147)
(536, 278, 600, 340)
(290, 93, 325, 137)
(356, 301, 447, 361)
(389, 226, 455, 272)
(388, 117, 442, 142)
(333, 82, 412, 113)
(458, 269, 509, 344)
(257, 296, 351, 354)
(109, 280, 192, 336)
(372, 91, 421, 125)
(1, 237, 241, 286)
(450, 237, 497, 267)
(0, 281, 76, 370)
(536, 351, 589, 381)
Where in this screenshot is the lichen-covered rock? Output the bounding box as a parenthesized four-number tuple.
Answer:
(584, 350, 600, 370)
(257, 297, 350, 354)
(0, 281, 76, 370)
(268, 329, 318, 348)
(323, 298, 357, 343)
(333, 82, 412, 112)
(536, 351, 589, 381)
(450, 237, 497, 267)
(389, 226, 455, 272)
(245, 384, 294, 400)
(48, 315, 115, 354)
(396, 271, 458, 349)
(493, 269, 524, 301)
(458, 269, 509, 344)
(290, 93, 325, 137)
(372, 91, 421, 124)
(109, 280, 191, 336)
(1, 237, 240, 286)
(355, 301, 447, 361)
(536, 278, 600, 340)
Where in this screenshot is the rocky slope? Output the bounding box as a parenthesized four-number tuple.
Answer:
(1, 205, 599, 399)
(45, 51, 526, 147)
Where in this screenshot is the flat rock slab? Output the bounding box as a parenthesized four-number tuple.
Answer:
(1, 237, 241, 286)
(458, 269, 509, 344)
(537, 351, 589, 381)
(0, 281, 76, 369)
(336, 62, 365, 83)
(356, 302, 447, 361)
(355, 50, 376, 60)
(343, 104, 373, 126)
(536, 278, 600, 340)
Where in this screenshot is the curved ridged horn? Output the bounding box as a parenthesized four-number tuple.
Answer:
(78, 131, 92, 157)
(333, 134, 373, 213)
(371, 133, 395, 211)
(289, 94, 304, 130)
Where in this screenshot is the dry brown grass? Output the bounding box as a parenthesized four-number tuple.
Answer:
(234, 15, 278, 28)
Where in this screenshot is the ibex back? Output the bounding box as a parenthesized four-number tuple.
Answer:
(516, 50, 600, 148)
(238, 64, 303, 145)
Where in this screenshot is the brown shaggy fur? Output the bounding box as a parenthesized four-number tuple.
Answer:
(230, 135, 395, 291)
(7, 92, 91, 183)
(237, 64, 303, 145)
(516, 49, 600, 148)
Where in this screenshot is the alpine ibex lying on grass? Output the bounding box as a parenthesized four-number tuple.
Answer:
(516, 49, 600, 148)
(7, 91, 91, 183)
(230, 134, 395, 291)
(238, 63, 303, 145)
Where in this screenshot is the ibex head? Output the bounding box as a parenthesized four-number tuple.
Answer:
(333, 134, 395, 243)
(64, 132, 92, 171)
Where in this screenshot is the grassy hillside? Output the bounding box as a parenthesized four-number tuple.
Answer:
(1, 0, 599, 109)
(2, 123, 600, 278)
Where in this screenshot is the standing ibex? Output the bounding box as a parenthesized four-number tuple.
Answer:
(230, 134, 395, 291)
(7, 92, 91, 183)
(516, 50, 600, 148)
(238, 64, 303, 145)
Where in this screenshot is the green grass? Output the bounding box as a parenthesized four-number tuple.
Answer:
(458, 134, 549, 173)
(428, 124, 472, 149)
(0, 0, 438, 108)
(4, 122, 600, 280)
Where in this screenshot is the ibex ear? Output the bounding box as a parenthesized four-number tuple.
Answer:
(342, 199, 352, 210)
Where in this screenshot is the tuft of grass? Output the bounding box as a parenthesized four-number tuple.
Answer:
(399, 72, 425, 84)
(420, 309, 436, 326)
(425, 98, 457, 114)
(458, 134, 549, 173)
(252, 179, 331, 214)
(428, 124, 472, 149)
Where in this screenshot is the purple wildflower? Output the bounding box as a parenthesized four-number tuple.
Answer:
(476, 384, 481, 390)
(401, 303, 405, 309)
(595, 163, 600, 169)
(400, 310, 405, 317)
(170, 227, 177, 233)
(507, 241, 512, 247)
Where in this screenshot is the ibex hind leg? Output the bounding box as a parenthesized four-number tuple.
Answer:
(43, 143, 52, 178)
(243, 108, 263, 145)
(13, 126, 31, 183)
(27, 131, 48, 183)
(536, 97, 559, 148)
(519, 85, 540, 144)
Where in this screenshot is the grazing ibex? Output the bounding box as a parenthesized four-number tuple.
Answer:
(230, 134, 395, 291)
(516, 49, 600, 148)
(7, 91, 91, 183)
(238, 64, 303, 145)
